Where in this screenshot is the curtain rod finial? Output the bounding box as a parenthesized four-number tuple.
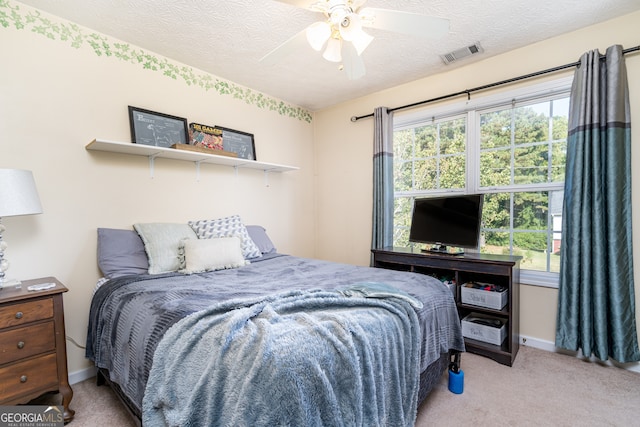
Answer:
(350, 116, 357, 122)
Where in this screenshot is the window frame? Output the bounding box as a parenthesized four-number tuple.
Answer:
(392, 76, 574, 288)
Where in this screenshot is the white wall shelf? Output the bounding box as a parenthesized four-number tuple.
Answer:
(86, 139, 299, 178)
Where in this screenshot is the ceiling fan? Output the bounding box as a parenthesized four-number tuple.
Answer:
(260, 0, 450, 80)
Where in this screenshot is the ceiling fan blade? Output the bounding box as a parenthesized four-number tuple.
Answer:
(342, 43, 366, 80)
(352, 0, 368, 10)
(272, 0, 320, 9)
(260, 28, 309, 65)
(360, 7, 449, 39)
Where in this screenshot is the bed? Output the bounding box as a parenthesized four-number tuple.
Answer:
(86, 218, 465, 426)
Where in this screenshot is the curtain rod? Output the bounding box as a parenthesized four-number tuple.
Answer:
(350, 44, 640, 122)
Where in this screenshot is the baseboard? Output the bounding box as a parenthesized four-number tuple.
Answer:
(69, 366, 97, 385)
(520, 334, 640, 373)
(519, 335, 556, 352)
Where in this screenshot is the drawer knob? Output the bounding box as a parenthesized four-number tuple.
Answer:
(20, 375, 27, 383)
(15, 311, 23, 319)
(17, 341, 25, 349)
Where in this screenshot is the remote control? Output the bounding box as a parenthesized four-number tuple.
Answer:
(27, 283, 56, 292)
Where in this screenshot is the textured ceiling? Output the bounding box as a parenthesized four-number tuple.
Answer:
(14, 0, 640, 111)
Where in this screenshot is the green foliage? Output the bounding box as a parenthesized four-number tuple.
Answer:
(393, 117, 466, 193)
(479, 103, 567, 187)
(513, 192, 548, 230)
(482, 193, 511, 229)
(513, 232, 546, 252)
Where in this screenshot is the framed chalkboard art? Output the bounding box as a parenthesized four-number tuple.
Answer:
(214, 126, 256, 160)
(128, 106, 189, 148)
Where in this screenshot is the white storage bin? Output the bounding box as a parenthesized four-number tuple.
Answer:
(461, 313, 507, 345)
(461, 282, 507, 310)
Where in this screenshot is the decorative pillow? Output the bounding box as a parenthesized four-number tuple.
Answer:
(133, 223, 198, 274)
(246, 225, 277, 254)
(188, 215, 261, 259)
(180, 237, 249, 274)
(97, 228, 149, 278)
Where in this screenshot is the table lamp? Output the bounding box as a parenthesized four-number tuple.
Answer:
(0, 169, 43, 289)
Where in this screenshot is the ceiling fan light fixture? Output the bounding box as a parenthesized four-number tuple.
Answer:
(338, 13, 361, 41)
(351, 29, 373, 55)
(306, 21, 332, 51)
(261, 1, 453, 81)
(323, 37, 342, 62)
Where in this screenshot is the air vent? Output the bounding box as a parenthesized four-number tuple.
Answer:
(440, 42, 484, 65)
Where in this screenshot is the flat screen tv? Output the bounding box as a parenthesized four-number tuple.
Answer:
(409, 194, 484, 255)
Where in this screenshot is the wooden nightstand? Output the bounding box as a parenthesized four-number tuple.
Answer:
(0, 277, 74, 423)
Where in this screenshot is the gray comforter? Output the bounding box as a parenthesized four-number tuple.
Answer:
(86, 254, 464, 423)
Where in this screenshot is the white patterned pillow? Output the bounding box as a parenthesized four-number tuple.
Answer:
(188, 215, 261, 259)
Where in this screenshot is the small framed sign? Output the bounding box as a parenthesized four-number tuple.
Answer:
(215, 126, 256, 160)
(128, 106, 189, 148)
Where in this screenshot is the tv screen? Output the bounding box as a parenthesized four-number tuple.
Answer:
(409, 194, 484, 253)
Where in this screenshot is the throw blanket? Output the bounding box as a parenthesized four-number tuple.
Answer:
(142, 289, 421, 427)
(336, 282, 424, 309)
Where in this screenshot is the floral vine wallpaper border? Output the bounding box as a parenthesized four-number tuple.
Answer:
(0, 0, 312, 123)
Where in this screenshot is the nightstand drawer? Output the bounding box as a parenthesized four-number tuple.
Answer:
(0, 298, 54, 328)
(0, 321, 56, 365)
(0, 353, 58, 402)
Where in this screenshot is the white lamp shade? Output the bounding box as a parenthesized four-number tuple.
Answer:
(0, 169, 43, 217)
(323, 37, 342, 62)
(352, 29, 374, 55)
(306, 21, 331, 51)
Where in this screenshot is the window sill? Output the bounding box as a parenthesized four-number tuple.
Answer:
(520, 270, 559, 289)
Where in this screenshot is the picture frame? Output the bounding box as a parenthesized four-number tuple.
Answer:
(214, 126, 256, 160)
(128, 106, 189, 148)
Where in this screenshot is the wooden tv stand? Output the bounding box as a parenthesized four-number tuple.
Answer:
(372, 247, 521, 366)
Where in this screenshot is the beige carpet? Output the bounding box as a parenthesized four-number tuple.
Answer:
(416, 346, 640, 426)
(39, 346, 639, 426)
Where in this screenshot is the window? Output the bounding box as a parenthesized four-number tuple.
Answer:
(392, 78, 572, 286)
(393, 115, 466, 244)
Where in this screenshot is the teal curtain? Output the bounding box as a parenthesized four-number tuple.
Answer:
(556, 45, 640, 363)
(371, 107, 394, 257)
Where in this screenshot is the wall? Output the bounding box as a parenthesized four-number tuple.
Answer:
(314, 11, 640, 360)
(0, 2, 315, 377)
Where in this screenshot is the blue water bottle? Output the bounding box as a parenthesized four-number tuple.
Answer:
(448, 352, 464, 394)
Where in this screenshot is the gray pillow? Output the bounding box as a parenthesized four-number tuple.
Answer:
(246, 225, 277, 254)
(97, 228, 149, 278)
